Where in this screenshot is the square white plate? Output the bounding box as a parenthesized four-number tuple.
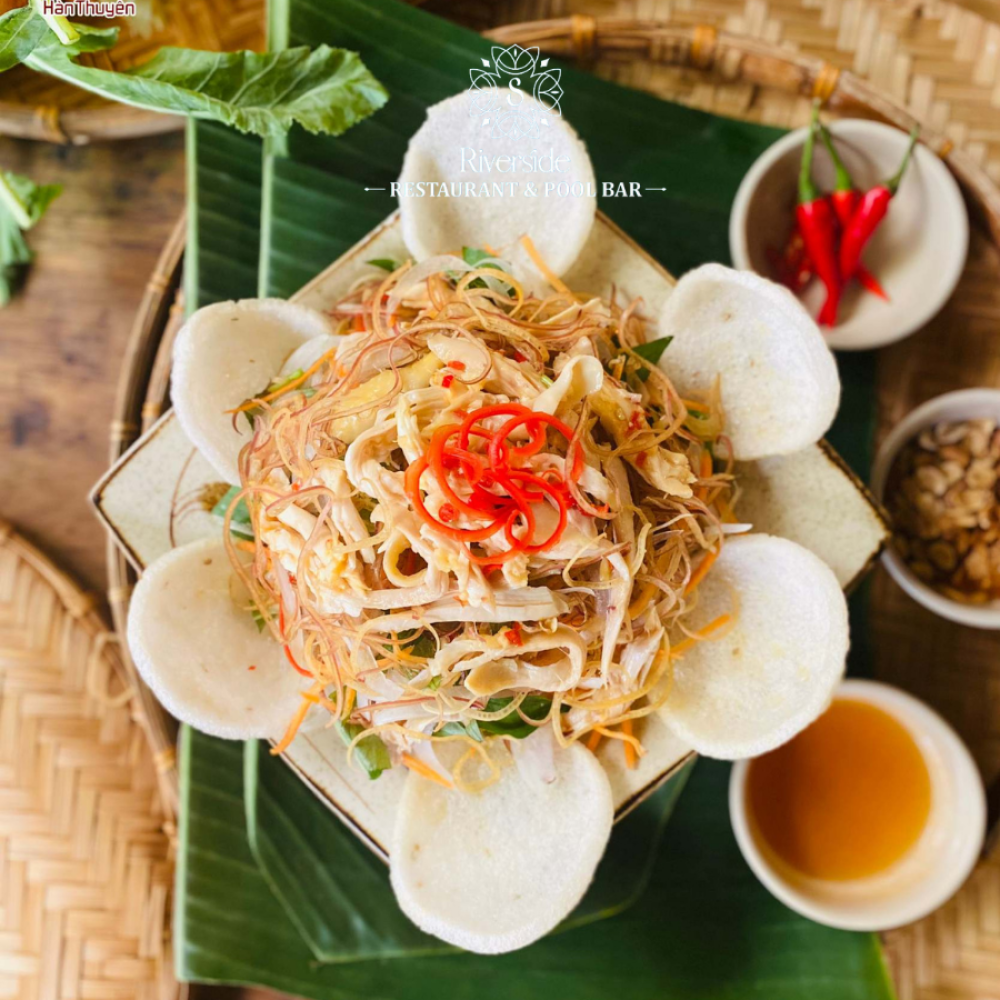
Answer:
(91, 210, 890, 859)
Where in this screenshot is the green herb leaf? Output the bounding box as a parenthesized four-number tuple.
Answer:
(267, 368, 304, 392)
(211, 485, 253, 539)
(462, 246, 501, 269)
(0, 6, 50, 73)
(434, 720, 483, 742)
(0, 169, 62, 307)
(367, 258, 398, 272)
(334, 721, 391, 780)
(630, 336, 673, 381)
(632, 336, 673, 365)
(478, 695, 567, 739)
(426, 675, 442, 691)
(249, 605, 270, 633)
(460, 245, 508, 290)
(24, 43, 388, 139)
(391, 628, 437, 660)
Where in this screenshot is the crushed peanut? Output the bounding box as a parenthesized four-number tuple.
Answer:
(887, 417, 1000, 603)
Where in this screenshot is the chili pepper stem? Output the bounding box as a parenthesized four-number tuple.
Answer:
(817, 122, 854, 193)
(886, 127, 920, 196)
(799, 105, 821, 205)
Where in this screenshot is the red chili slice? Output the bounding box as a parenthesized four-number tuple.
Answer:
(405, 456, 504, 542)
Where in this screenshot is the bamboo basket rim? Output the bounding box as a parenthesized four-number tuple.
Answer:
(0, 517, 181, 1000)
(103, 8, 1000, 824)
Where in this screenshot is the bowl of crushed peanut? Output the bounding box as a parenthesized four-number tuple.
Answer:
(873, 389, 1000, 629)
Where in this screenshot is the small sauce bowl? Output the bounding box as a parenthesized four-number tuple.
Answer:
(729, 119, 968, 351)
(872, 388, 1000, 629)
(729, 680, 985, 931)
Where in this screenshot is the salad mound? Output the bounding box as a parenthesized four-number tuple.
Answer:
(224, 250, 737, 788)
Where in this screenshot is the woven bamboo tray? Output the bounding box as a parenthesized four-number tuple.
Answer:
(103, 11, 1000, 1000)
(0, 0, 264, 144)
(0, 521, 178, 1000)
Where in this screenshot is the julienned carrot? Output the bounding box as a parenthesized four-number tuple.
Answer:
(586, 729, 603, 753)
(684, 547, 719, 595)
(622, 718, 638, 770)
(271, 691, 318, 755)
(402, 752, 453, 789)
(671, 613, 732, 658)
(796, 107, 842, 326)
(628, 579, 659, 620)
(840, 128, 920, 282)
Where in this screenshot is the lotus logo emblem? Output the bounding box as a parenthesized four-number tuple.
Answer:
(469, 45, 563, 141)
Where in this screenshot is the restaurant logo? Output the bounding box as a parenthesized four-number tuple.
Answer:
(468, 45, 563, 141)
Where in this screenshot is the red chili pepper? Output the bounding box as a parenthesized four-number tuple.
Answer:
(448, 360, 466, 372)
(504, 624, 524, 646)
(795, 106, 842, 327)
(817, 123, 889, 301)
(839, 128, 919, 284)
(441, 374, 454, 388)
(278, 606, 312, 677)
(438, 503, 456, 523)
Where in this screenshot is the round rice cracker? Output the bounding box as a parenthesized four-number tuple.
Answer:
(397, 92, 595, 293)
(391, 741, 613, 954)
(660, 534, 848, 760)
(657, 264, 840, 461)
(127, 537, 308, 741)
(172, 299, 333, 484)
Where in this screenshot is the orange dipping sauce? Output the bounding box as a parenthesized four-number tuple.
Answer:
(746, 698, 932, 881)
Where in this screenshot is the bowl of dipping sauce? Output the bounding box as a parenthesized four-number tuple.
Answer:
(729, 679, 985, 931)
(872, 388, 1000, 629)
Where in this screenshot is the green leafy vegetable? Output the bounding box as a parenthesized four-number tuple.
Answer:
(0, 169, 62, 307)
(24, 40, 389, 139)
(60, 23, 118, 55)
(32, 0, 79, 46)
(459, 245, 509, 291)
(0, 6, 50, 73)
(334, 721, 391, 780)
(367, 258, 398, 271)
(211, 485, 253, 539)
(629, 336, 673, 381)
(462, 246, 501, 269)
(478, 695, 568, 739)
(434, 720, 483, 742)
(249, 606, 269, 633)
(632, 336, 674, 365)
(386, 628, 436, 660)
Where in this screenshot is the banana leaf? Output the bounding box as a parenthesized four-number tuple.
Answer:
(185, 120, 262, 311)
(244, 739, 693, 964)
(179, 727, 894, 999)
(171, 0, 892, 994)
(264, 0, 787, 286)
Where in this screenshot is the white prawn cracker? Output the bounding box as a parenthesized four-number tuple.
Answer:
(657, 264, 840, 461)
(659, 534, 849, 759)
(391, 742, 613, 954)
(127, 537, 309, 740)
(172, 299, 333, 484)
(397, 93, 596, 291)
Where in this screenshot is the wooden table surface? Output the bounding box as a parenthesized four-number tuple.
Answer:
(0, 132, 186, 591)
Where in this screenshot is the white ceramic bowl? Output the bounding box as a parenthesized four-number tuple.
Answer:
(871, 388, 1000, 629)
(729, 120, 968, 351)
(729, 679, 985, 931)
